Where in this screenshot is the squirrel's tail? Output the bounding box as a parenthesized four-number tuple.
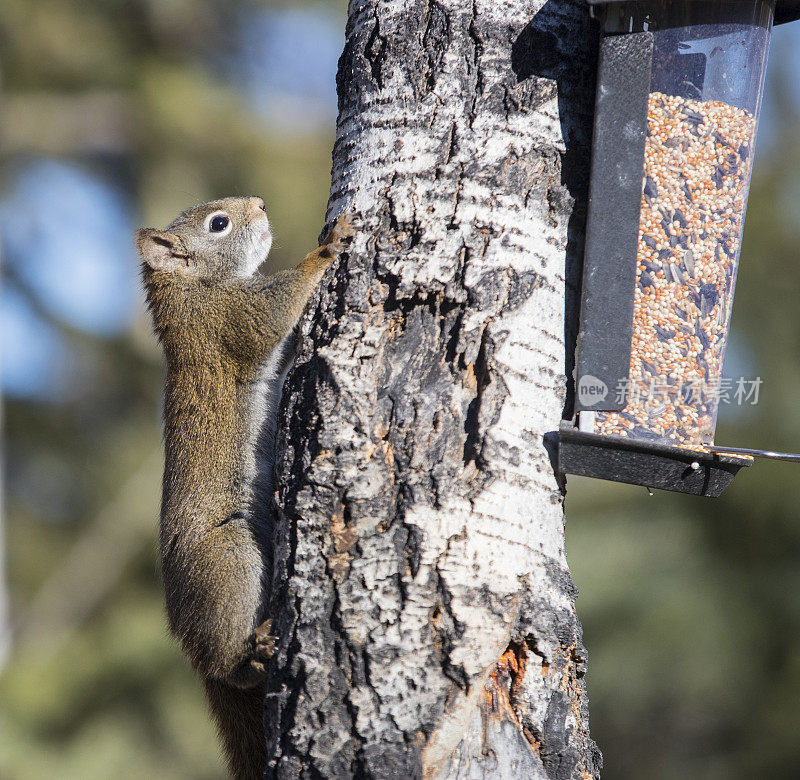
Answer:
(203, 678, 267, 779)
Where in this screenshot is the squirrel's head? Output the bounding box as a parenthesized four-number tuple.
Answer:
(136, 197, 273, 280)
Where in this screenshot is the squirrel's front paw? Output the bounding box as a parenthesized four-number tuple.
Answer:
(249, 619, 276, 677)
(322, 213, 357, 254)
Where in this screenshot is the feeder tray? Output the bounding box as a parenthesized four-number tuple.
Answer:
(558, 422, 752, 497)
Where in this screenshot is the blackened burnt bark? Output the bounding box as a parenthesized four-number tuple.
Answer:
(265, 1, 602, 777)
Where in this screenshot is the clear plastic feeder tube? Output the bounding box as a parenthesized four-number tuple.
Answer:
(594, 0, 773, 448)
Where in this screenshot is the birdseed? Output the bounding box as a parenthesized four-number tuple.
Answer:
(595, 91, 755, 448)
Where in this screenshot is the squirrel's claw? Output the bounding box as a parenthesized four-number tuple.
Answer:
(253, 619, 276, 662)
(322, 213, 357, 252)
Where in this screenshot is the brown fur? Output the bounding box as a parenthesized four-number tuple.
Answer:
(203, 679, 268, 780)
(137, 197, 353, 778)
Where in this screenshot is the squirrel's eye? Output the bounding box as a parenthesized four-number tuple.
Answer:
(209, 214, 230, 233)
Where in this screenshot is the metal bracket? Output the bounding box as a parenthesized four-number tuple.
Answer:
(575, 32, 653, 411)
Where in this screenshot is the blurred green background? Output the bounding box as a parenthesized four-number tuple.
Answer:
(0, 1, 799, 778)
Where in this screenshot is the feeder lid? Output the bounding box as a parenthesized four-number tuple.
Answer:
(586, 0, 800, 25)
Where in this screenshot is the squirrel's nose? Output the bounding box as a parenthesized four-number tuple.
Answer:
(250, 197, 267, 215)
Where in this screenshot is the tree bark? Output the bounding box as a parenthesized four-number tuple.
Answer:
(266, 1, 601, 777)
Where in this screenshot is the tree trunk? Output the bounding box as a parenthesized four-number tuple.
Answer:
(266, 1, 601, 777)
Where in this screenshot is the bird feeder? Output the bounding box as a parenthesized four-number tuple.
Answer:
(559, 0, 800, 496)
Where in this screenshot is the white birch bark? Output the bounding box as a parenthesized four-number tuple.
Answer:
(266, 1, 601, 777)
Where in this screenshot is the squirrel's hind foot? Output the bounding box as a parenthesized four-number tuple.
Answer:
(249, 619, 276, 677)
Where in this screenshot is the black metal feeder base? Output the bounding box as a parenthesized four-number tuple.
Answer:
(558, 421, 752, 497)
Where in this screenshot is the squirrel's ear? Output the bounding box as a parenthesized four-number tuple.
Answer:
(136, 228, 189, 272)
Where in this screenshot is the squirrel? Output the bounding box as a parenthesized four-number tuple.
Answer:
(136, 197, 353, 779)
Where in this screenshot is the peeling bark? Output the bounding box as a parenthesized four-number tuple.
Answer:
(265, 1, 601, 777)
